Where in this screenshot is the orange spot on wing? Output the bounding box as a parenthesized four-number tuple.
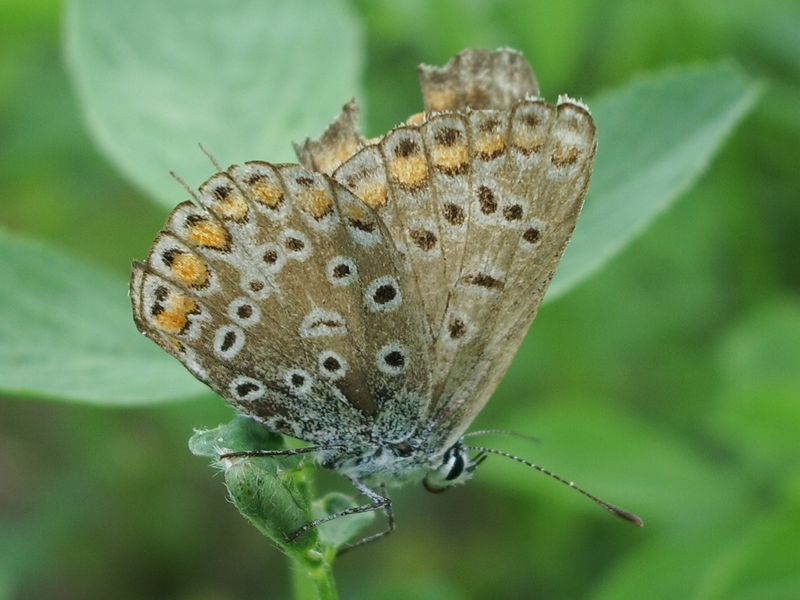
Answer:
(387, 156, 429, 190)
(512, 129, 544, 154)
(211, 190, 249, 221)
(474, 134, 507, 160)
(251, 181, 284, 208)
(154, 294, 198, 335)
(358, 183, 388, 209)
(171, 253, 210, 288)
(346, 204, 365, 222)
(551, 145, 580, 167)
(188, 220, 230, 251)
(431, 143, 468, 175)
(301, 189, 334, 219)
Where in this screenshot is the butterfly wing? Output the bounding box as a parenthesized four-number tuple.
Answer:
(130, 162, 431, 445)
(308, 49, 595, 448)
(294, 99, 365, 176)
(425, 99, 596, 446)
(417, 47, 539, 112)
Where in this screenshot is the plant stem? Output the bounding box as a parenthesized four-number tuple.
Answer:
(290, 554, 338, 600)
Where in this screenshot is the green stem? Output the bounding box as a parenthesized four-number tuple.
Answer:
(290, 554, 338, 600)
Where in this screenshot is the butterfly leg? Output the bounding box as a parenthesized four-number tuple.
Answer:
(219, 446, 326, 460)
(286, 479, 392, 547)
(338, 484, 395, 555)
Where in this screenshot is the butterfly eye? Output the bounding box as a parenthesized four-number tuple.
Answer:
(444, 449, 466, 481)
(422, 444, 473, 493)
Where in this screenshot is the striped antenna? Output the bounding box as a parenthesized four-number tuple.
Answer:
(466, 445, 644, 527)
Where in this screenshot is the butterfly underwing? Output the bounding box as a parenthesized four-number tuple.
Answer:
(131, 48, 640, 547)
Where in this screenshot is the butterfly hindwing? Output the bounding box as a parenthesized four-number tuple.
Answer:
(294, 99, 365, 176)
(418, 47, 539, 112)
(130, 162, 431, 445)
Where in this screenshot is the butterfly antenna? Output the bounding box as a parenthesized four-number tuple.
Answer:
(466, 445, 644, 527)
(169, 171, 201, 202)
(464, 429, 541, 444)
(198, 143, 224, 172)
(468, 450, 489, 472)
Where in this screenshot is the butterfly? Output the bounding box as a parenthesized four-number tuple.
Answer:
(130, 48, 642, 551)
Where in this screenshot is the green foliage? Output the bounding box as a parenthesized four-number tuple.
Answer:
(549, 63, 760, 299)
(1, 0, 797, 598)
(0, 230, 206, 403)
(65, 0, 363, 208)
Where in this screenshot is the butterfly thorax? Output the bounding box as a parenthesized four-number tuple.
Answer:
(317, 438, 476, 489)
(315, 438, 435, 486)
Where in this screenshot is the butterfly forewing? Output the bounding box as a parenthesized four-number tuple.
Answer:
(130, 161, 431, 445)
(431, 99, 596, 444)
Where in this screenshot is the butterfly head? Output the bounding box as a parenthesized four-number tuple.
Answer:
(422, 441, 484, 493)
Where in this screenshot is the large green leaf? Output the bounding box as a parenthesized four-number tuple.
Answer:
(0, 231, 206, 403)
(548, 63, 759, 300)
(65, 0, 363, 208)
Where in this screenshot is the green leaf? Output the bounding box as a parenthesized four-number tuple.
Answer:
(65, 0, 363, 208)
(696, 492, 800, 600)
(188, 415, 286, 458)
(0, 231, 206, 404)
(223, 452, 319, 552)
(548, 63, 760, 300)
(191, 417, 319, 550)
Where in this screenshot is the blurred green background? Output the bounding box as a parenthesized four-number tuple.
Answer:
(1, 0, 799, 598)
